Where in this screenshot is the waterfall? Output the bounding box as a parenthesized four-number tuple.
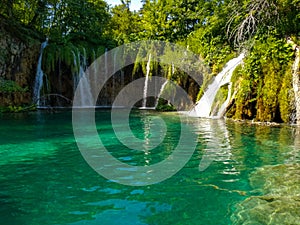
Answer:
(155, 80, 168, 108)
(33, 39, 48, 106)
(292, 48, 300, 125)
(73, 49, 94, 107)
(104, 48, 108, 105)
(141, 54, 152, 108)
(189, 53, 245, 118)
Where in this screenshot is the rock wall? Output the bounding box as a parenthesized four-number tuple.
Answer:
(0, 17, 40, 107)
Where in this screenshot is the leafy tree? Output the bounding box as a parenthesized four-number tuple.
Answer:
(109, 2, 140, 44)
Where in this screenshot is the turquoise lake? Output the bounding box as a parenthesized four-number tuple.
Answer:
(0, 110, 299, 225)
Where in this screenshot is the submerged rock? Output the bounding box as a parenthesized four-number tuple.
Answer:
(231, 164, 300, 225)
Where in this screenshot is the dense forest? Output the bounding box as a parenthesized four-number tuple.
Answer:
(0, 0, 299, 123)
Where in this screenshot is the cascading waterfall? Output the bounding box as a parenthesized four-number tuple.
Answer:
(292, 48, 300, 125)
(189, 53, 245, 118)
(33, 39, 48, 107)
(141, 54, 152, 109)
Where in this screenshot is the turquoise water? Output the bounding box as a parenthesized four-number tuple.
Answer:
(0, 110, 299, 225)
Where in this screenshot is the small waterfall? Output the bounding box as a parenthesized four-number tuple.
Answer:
(104, 48, 108, 105)
(73, 49, 94, 107)
(33, 39, 48, 106)
(113, 48, 119, 101)
(72, 50, 78, 93)
(292, 48, 300, 125)
(141, 54, 152, 109)
(155, 80, 168, 108)
(217, 83, 232, 118)
(77, 67, 94, 107)
(189, 53, 245, 118)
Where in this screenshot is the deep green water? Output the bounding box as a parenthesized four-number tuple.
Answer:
(0, 110, 299, 225)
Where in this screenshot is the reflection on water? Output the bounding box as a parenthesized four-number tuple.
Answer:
(0, 111, 299, 225)
(194, 119, 233, 172)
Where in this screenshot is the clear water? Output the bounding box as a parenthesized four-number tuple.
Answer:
(0, 110, 299, 225)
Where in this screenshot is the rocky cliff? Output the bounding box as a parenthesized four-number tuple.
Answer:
(0, 16, 40, 107)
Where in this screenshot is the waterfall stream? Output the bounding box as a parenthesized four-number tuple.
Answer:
(189, 53, 245, 118)
(33, 39, 48, 107)
(141, 54, 152, 109)
(155, 80, 168, 108)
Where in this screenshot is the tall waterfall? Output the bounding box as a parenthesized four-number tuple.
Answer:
(189, 53, 245, 118)
(33, 39, 48, 107)
(141, 54, 152, 108)
(73, 49, 94, 107)
(292, 48, 300, 125)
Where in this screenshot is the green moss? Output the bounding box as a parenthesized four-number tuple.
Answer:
(256, 61, 282, 122)
(278, 62, 294, 123)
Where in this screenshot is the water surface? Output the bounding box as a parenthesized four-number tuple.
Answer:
(0, 110, 299, 225)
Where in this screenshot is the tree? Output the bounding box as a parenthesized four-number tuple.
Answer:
(226, 0, 300, 46)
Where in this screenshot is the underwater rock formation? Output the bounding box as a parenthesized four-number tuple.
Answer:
(231, 164, 300, 224)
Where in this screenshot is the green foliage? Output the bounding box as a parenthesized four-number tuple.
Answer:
(0, 78, 28, 93)
(0, 104, 36, 113)
(109, 3, 141, 44)
(231, 34, 296, 122)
